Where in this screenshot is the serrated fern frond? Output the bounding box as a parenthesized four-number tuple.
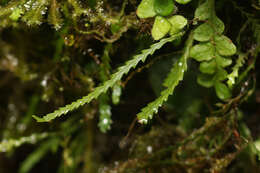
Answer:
(137, 32, 194, 124)
(33, 33, 183, 122)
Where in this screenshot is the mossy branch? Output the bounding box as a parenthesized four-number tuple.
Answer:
(33, 33, 183, 122)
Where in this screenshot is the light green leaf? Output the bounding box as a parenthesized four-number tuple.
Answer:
(154, 0, 174, 16)
(194, 23, 213, 41)
(137, 32, 194, 123)
(175, 0, 192, 5)
(137, 0, 156, 18)
(215, 35, 237, 56)
(168, 15, 188, 35)
(190, 42, 215, 61)
(152, 16, 171, 40)
(216, 55, 232, 68)
(33, 34, 183, 122)
(212, 16, 225, 34)
(199, 60, 216, 74)
(197, 73, 214, 88)
(194, 0, 210, 20)
(215, 82, 232, 100)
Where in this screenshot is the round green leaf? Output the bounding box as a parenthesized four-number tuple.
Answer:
(194, 1, 210, 20)
(212, 16, 225, 34)
(151, 16, 171, 40)
(215, 35, 237, 56)
(137, 0, 156, 18)
(190, 42, 215, 61)
(175, 0, 192, 5)
(168, 15, 188, 35)
(154, 0, 174, 16)
(194, 23, 213, 41)
(215, 82, 232, 100)
(199, 60, 216, 74)
(216, 55, 232, 67)
(197, 73, 214, 88)
(214, 68, 228, 81)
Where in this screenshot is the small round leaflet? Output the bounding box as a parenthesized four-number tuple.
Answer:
(154, 0, 174, 16)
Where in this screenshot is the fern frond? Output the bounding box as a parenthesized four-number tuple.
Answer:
(0, 133, 48, 152)
(33, 33, 183, 122)
(137, 32, 194, 123)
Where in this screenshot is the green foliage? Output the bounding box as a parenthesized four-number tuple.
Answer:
(0, 133, 48, 152)
(0, 0, 259, 172)
(190, 0, 236, 100)
(154, 0, 174, 17)
(19, 137, 60, 173)
(138, 0, 189, 40)
(32, 33, 183, 122)
(137, 0, 156, 18)
(151, 16, 171, 40)
(137, 32, 193, 123)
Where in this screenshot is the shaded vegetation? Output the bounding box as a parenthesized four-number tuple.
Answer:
(0, 0, 260, 172)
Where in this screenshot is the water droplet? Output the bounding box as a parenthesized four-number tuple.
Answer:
(103, 118, 108, 124)
(147, 146, 153, 153)
(138, 119, 148, 124)
(30, 135, 36, 144)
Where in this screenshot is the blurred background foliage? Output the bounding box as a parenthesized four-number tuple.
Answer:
(0, 0, 260, 172)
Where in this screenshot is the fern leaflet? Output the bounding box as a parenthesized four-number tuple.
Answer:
(137, 32, 194, 123)
(33, 33, 183, 122)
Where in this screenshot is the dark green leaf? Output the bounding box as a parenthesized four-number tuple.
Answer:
(197, 73, 214, 88)
(214, 68, 228, 81)
(154, 0, 174, 16)
(215, 82, 232, 100)
(199, 60, 216, 74)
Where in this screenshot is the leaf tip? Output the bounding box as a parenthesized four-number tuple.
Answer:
(32, 115, 46, 123)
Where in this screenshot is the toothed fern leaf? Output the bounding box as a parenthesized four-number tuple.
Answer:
(32, 33, 183, 122)
(137, 32, 194, 123)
